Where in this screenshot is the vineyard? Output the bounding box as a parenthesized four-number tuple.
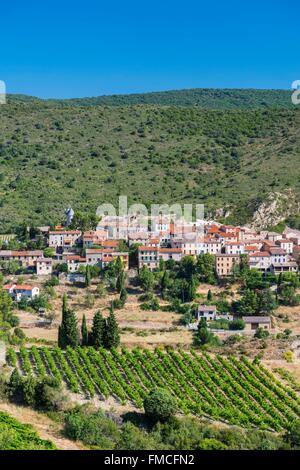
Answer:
(0, 411, 56, 450)
(7, 346, 300, 431)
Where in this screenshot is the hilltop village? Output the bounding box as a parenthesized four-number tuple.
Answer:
(0, 212, 300, 355)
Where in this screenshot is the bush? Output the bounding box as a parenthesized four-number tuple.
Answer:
(197, 438, 228, 450)
(14, 327, 26, 340)
(144, 388, 177, 423)
(254, 327, 270, 339)
(9, 315, 20, 327)
(229, 318, 245, 330)
(140, 297, 160, 311)
(45, 276, 59, 287)
(285, 420, 300, 448)
(283, 351, 294, 363)
(64, 406, 119, 448)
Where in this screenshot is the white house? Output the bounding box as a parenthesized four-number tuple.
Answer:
(248, 252, 272, 271)
(36, 258, 53, 276)
(3, 284, 40, 301)
(48, 230, 82, 249)
(196, 305, 233, 322)
(224, 242, 246, 255)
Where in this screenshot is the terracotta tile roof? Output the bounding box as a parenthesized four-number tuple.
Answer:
(49, 230, 81, 235)
(159, 248, 182, 253)
(250, 251, 270, 257)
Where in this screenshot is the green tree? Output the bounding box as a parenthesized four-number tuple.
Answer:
(144, 388, 177, 423)
(119, 288, 128, 306)
(90, 310, 106, 348)
(0, 288, 13, 322)
(138, 266, 155, 292)
(43, 247, 55, 258)
(235, 289, 258, 316)
(103, 307, 120, 349)
(257, 289, 277, 315)
(58, 295, 79, 348)
(278, 285, 300, 306)
(196, 253, 216, 284)
(70, 211, 99, 231)
(116, 270, 126, 293)
(196, 317, 211, 345)
(81, 314, 89, 346)
(85, 265, 91, 287)
(207, 289, 213, 302)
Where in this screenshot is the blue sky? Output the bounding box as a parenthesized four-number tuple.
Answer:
(1, 0, 299, 98)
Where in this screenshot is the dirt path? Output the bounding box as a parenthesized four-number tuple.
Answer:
(0, 402, 84, 450)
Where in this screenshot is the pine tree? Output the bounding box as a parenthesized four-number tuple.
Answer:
(104, 309, 120, 349)
(81, 314, 88, 346)
(58, 295, 79, 348)
(90, 310, 105, 348)
(85, 265, 91, 287)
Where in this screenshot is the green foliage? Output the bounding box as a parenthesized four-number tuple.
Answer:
(138, 266, 155, 292)
(69, 211, 99, 231)
(104, 310, 120, 349)
(58, 295, 79, 349)
(81, 314, 88, 346)
(144, 388, 177, 423)
(254, 327, 270, 339)
(65, 406, 119, 449)
(196, 253, 217, 284)
(85, 265, 91, 287)
(0, 411, 56, 449)
(229, 318, 245, 330)
(14, 347, 300, 432)
(285, 420, 300, 448)
(1, 100, 300, 232)
(234, 288, 277, 316)
(90, 310, 106, 348)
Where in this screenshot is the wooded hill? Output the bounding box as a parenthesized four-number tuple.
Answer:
(0, 91, 299, 231)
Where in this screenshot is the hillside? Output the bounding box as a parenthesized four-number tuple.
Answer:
(8, 88, 293, 109)
(0, 100, 300, 231)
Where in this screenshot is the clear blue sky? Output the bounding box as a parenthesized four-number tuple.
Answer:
(1, 0, 299, 98)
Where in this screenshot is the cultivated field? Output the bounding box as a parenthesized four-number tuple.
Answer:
(9, 346, 300, 431)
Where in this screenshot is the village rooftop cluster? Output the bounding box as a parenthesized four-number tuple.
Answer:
(0, 214, 299, 332)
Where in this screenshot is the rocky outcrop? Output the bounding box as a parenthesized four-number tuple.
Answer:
(251, 190, 300, 230)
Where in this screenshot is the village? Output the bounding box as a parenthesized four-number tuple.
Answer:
(0, 209, 300, 357)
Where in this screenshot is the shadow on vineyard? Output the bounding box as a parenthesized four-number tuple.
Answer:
(7, 346, 300, 432)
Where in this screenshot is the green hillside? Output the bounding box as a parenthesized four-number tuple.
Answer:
(0, 99, 299, 231)
(8, 88, 293, 109)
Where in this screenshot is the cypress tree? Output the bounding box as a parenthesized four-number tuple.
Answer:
(207, 289, 213, 301)
(115, 256, 123, 277)
(120, 287, 128, 306)
(116, 271, 125, 293)
(104, 309, 120, 349)
(81, 314, 89, 346)
(85, 265, 91, 287)
(90, 310, 105, 348)
(58, 295, 79, 348)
